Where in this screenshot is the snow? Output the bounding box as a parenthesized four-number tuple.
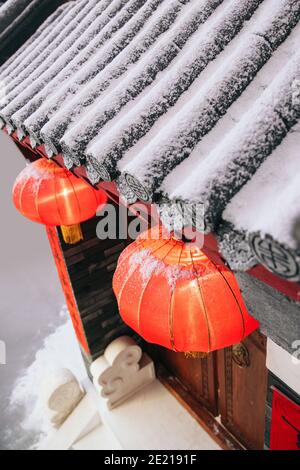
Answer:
(128, 247, 193, 289)
(217, 224, 257, 271)
(0, 1, 81, 96)
(164, 48, 300, 232)
(8, 308, 86, 450)
(0, 0, 102, 118)
(26, 0, 168, 144)
(12, 0, 149, 132)
(14, 161, 53, 183)
(60, 0, 224, 164)
(223, 124, 300, 249)
(83, 0, 264, 177)
(161, 16, 300, 195)
(0, 0, 32, 33)
(2, 0, 300, 251)
(115, 0, 298, 198)
(37, 0, 187, 149)
(0, 2, 71, 79)
(118, 35, 271, 191)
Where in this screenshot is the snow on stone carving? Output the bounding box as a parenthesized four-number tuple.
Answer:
(41, 368, 85, 429)
(90, 336, 155, 410)
(217, 223, 258, 272)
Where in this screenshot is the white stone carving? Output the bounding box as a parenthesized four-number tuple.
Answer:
(40, 392, 104, 450)
(41, 368, 85, 429)
(90, 336, 155, 410)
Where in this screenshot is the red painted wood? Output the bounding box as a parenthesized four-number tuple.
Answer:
(52, 154, 65, 167)
(270, 387, 300, 450)
(249, 265, 300, 303)
(36, 144, 48, 158)
(46, 226, 90, 354)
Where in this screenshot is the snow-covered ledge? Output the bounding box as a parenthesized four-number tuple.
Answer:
(88, 336, 219, 450)
(40, 337, 220, 450)
(85, 377, 220, 450)
(267, 338, 300, 396)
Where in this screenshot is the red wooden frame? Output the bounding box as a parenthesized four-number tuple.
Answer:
(46, 226, 90, 354)
(270, 387, 300, 450)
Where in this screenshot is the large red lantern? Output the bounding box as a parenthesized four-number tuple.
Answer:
(13, 159, 107, 244)
(113, 226, 259, 354)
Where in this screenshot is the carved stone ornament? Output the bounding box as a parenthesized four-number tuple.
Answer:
(63, 152, 76, 170)
(124, 173, 151, 203)
(6, 121, 14, 135)
(156, 199, 205, 235)
(90, 336, 155, 410)
(41, 368, 85, 429)
(250, 234, 300, 281)
(16, 126, 26, 142)
(116, 175, 138, 205)
(86, 157, 111, 185)
(217, 224, 258, 272)
(44, 139, 60, 159)
(86, 161, 100, 185)
(232, 343, 250, 368)
(29, 132, 40, 149)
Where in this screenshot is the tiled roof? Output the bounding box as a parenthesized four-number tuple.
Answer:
(0, 0, 70, 66)
(1, 0, 300, 275)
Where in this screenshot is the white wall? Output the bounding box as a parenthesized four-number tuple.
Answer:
(267, 338, 300, 396)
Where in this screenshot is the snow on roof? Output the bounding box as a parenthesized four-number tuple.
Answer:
(223, 123, 300, 250)
(0, 0, 300, 264)
(0, 0, 71, 67)
(0, 1, 33, 34)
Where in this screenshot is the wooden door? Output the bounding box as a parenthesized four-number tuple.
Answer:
(217, 330, 268, 450)
(150, 346, 219, 416)
(151, 330, 267, 449)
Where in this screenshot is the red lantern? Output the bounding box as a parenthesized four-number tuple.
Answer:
(13, 159, 107, 244)
(113, 226, 259, 354)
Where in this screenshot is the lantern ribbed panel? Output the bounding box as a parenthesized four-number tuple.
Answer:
(12, 158, 107, 227)
(113, 226, 259, 353)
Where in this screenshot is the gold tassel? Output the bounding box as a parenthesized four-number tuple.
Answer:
(184, 351, 208, 359)
(61, 224, 83, 245)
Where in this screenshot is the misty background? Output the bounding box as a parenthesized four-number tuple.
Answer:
(0, 131, 85, 449)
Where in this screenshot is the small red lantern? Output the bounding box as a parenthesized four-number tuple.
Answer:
(13, 159, 107, 244)
(113, 226, 259, 354)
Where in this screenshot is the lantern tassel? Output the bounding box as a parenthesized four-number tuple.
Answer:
(184, 352, 208, 359)
(61, 224, 83, 245)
